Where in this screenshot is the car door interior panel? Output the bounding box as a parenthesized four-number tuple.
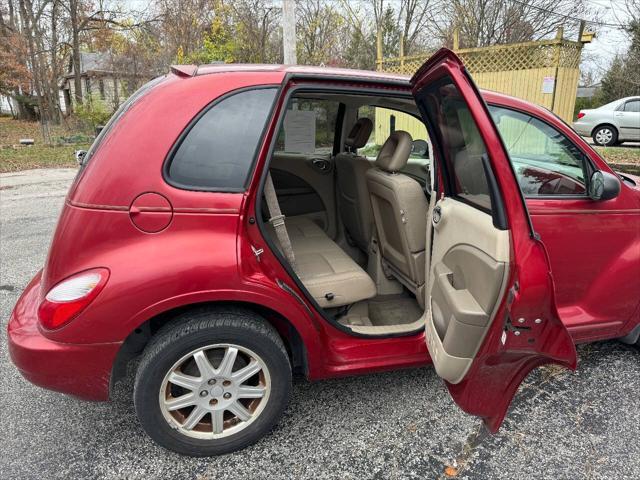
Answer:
(269, 152, 336, 237)
(426, 199, 509, 384)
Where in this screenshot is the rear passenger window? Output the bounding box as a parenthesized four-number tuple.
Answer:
(624, 100, 639, 112)
(274, 99, 339, 154)
(167, 88, 277, 190)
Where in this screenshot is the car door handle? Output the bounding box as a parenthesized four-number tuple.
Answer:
(432, 205, 442, 225)
(311, 158, 331, 173)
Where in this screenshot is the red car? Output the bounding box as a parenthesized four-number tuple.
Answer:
(8, 50, 640, 456)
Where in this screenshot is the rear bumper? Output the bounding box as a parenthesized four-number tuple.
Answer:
(7, 271, 121, 401)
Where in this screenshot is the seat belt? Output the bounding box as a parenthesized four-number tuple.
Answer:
(264, 172, 297, 270)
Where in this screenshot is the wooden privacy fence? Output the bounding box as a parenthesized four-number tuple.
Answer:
(375, 28, 591, 144)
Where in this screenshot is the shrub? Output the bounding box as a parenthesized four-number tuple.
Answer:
(74, 94, 113, 130)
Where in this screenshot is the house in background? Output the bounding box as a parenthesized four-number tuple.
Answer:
(59, 52, 146, 114)
(577, 83, 601, 99)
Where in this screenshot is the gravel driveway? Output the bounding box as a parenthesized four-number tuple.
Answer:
(1, 169, 638, 480)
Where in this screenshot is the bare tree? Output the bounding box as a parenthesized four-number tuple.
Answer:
(0, 0, 34, 119)
(154, 0, 217, 63)
(296, 0, 346, 65)
(430, 0, 594, 49)
(18, 0, 62, 124)
(397, 0, 433, 56)
(232, 0, 281, 63)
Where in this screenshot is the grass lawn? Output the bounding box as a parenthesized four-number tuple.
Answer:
(592, 145, 640, 175)
(0, 116, 92, 173)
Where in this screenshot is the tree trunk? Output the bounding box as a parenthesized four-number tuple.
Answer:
(70, 0, 83, 107)
(49, 0, 61, 123)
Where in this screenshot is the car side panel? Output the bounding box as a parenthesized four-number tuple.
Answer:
(528, 198, 640, 342)
(485, 92, 640, 342)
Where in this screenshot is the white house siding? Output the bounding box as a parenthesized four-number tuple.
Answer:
(62, 75, 140, 113)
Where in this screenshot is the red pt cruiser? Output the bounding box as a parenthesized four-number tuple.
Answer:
(8, 50, 640, 456)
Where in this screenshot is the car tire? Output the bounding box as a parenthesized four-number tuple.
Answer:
(134, 307, 291, 456)
(592, 125, 618, 146)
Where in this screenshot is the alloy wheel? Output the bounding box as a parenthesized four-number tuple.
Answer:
(158, 344, 271, 439)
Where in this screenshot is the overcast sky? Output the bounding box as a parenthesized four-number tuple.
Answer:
(581, 0, 634, 82)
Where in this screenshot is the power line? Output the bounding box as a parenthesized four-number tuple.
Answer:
(508, 0, 631, 29)
(320, 0, 632, 31)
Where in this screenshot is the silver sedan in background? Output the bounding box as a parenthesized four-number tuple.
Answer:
(573, 96, 640, 146)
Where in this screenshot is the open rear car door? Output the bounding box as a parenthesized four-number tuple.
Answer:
(412, 49, 577, 432)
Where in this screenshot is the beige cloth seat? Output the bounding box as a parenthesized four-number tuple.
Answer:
(366, 131, 428, 294)
(335, 118, 375, 251)
(265, 216, 376, 308)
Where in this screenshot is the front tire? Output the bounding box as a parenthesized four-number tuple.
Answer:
(592, 125, 618, 146)
(134, 308, 291, 456)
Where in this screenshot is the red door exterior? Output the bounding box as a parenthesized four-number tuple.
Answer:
(411, 49, 577, 431)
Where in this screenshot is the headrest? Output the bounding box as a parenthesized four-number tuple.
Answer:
(441, 125, 466, 149)
(345, 118, 373, 149)
(375, 131, 413, 172)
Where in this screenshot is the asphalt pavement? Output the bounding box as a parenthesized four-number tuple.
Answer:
(1, 168, 638, 480)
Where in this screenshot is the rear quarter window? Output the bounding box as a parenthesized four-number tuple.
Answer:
(166, 87, 278, 191)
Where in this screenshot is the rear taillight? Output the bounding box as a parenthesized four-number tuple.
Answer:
(38, 268, 109, 330)
(577, 112, 586, 119)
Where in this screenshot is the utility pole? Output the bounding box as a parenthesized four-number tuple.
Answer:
(282, 0, 297, 64)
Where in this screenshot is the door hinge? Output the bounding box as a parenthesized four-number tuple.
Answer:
(251, 245, 264, 262)
(504, 317, 532, 336)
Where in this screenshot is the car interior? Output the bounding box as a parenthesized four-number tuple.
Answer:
(261, 91, 433, 335)
(258, 79, 519, 384)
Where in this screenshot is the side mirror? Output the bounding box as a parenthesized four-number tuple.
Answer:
(74, 150, 87, 166)
(411, 139, 429, 158)
(588, 170, 620, 201)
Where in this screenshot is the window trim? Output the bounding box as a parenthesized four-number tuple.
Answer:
(163, 85, 280, 193)
(488, 103, 596, 200)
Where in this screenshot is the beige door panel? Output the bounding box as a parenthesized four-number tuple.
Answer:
(271, 153, 337, 238)
(426, 199, 510, 384)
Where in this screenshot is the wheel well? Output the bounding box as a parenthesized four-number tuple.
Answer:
(591, 123, 618, 137)
(110, 301, 307, 395)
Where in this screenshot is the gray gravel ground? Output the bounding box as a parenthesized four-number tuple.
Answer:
(1, 169, 639, 480)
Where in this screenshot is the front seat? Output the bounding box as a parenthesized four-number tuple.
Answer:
(366, 131, 428, 295)
(335, 118, 374, 251)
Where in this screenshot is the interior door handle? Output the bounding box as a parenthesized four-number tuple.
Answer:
(432, 205, 442, 225)
(312, 158, 331, 173)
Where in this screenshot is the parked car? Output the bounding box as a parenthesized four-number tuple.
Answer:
(573, 96, 640, 146)
(8, 50, 640, 457)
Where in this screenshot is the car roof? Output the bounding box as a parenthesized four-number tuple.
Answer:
(189, 63, 412, 83)
(171, 63, 557, 118)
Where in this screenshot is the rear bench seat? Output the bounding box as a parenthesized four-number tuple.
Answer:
(265, 217, 376, 308)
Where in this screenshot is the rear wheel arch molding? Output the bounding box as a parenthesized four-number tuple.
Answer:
(110, 300, 313, 397)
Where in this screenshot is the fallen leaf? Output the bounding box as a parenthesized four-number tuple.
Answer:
(444, 465, 459, 477)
